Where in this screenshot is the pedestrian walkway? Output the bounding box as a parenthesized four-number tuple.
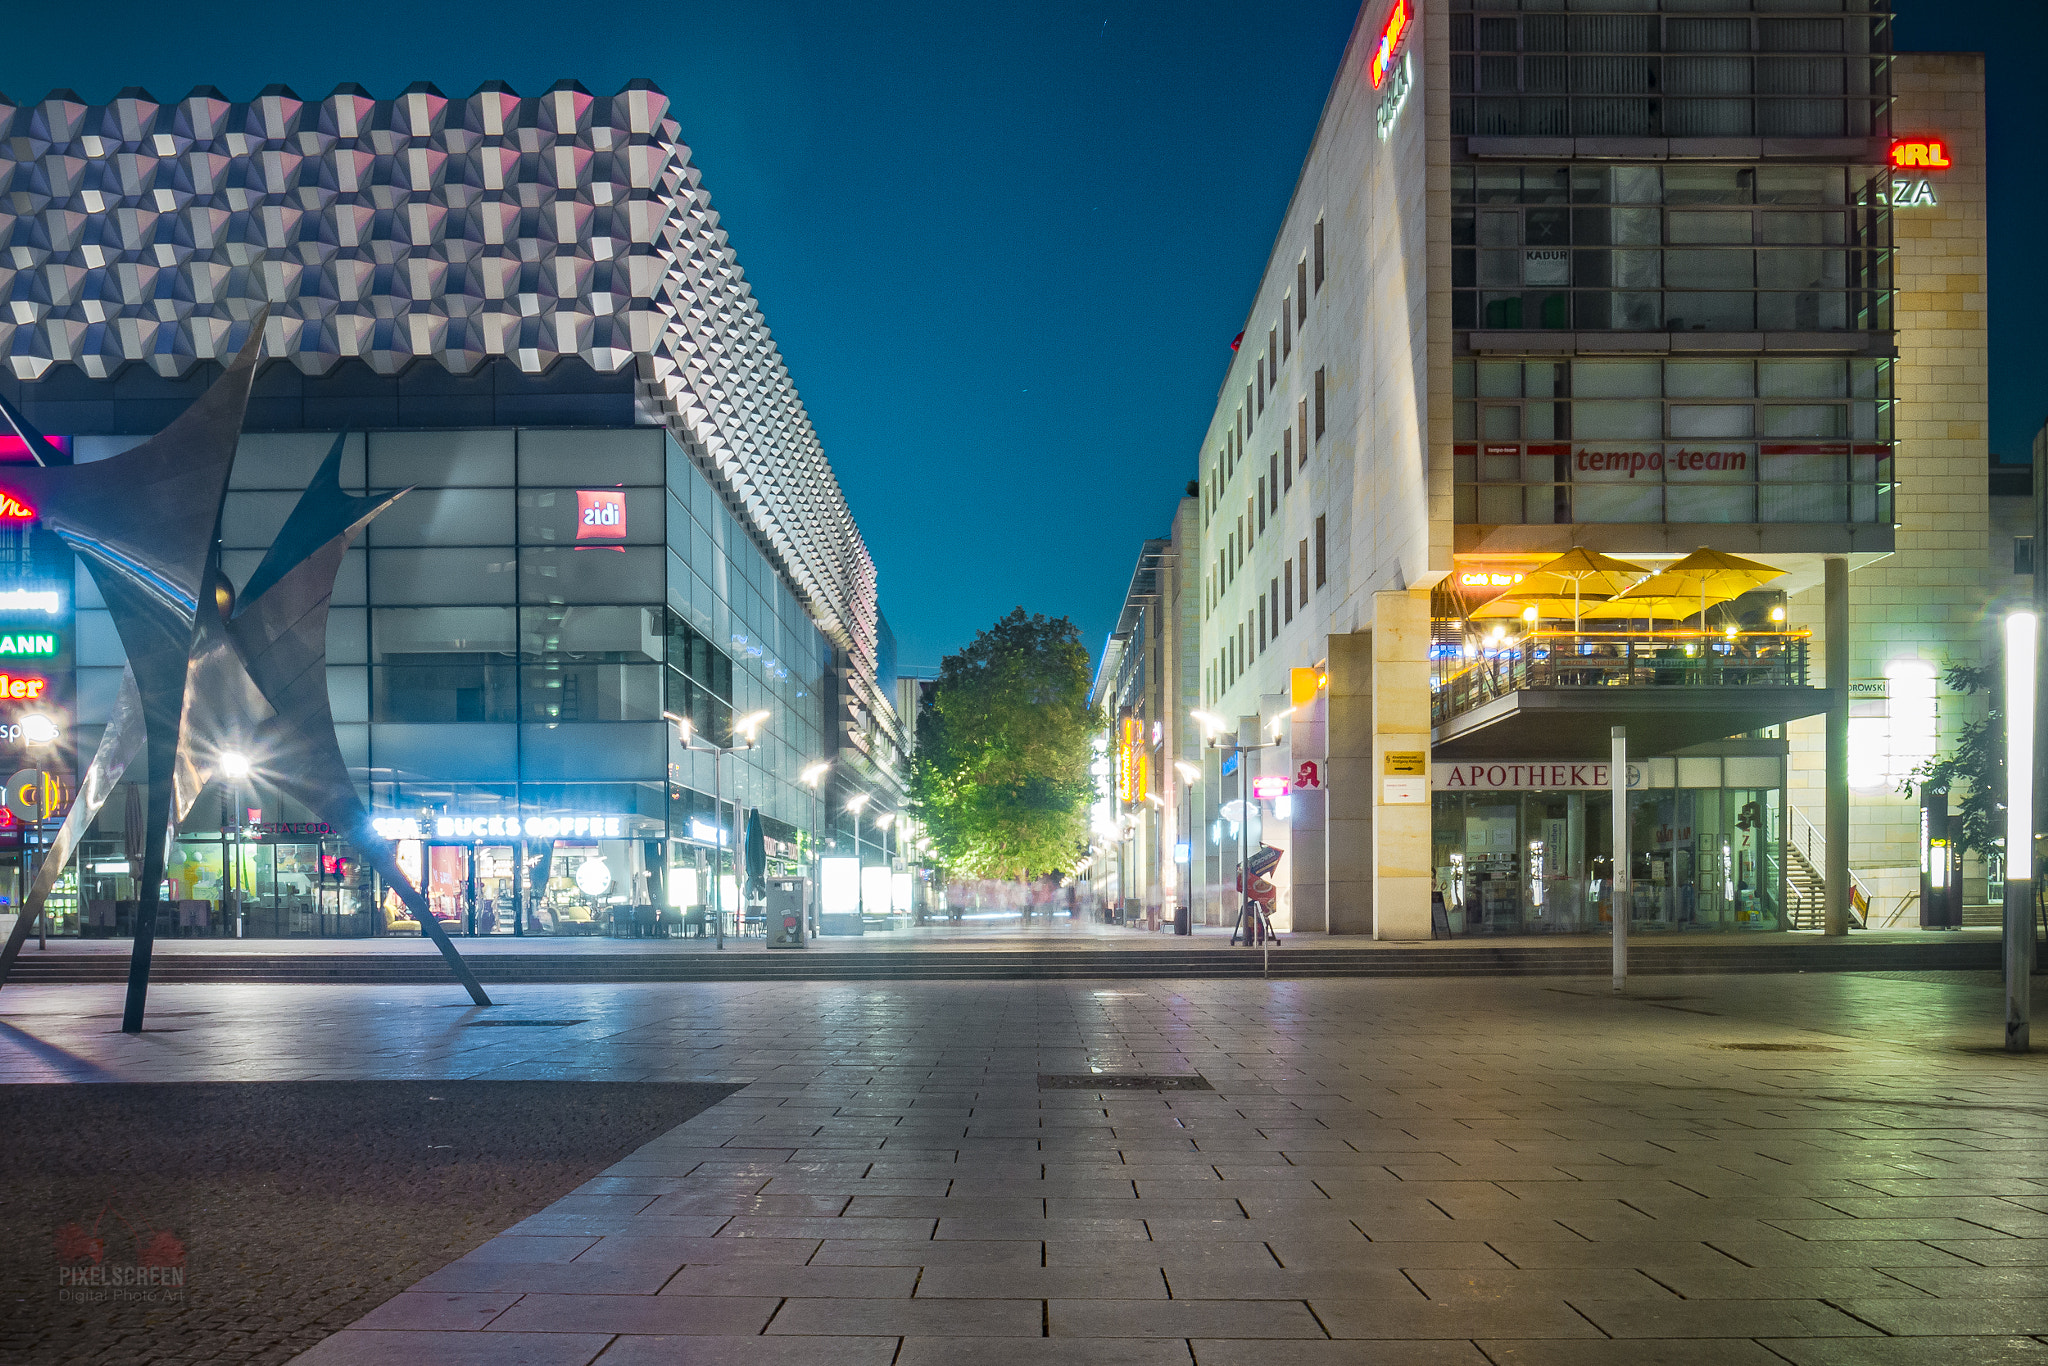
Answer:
(3, 970, 2044, 1363)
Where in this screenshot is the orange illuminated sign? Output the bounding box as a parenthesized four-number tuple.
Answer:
(0, 494, 34, 520)
(1888, 139, 1952, 170)
(1116, 716, 1139, 803)
(1458, 571, 1523, 590)
(0, 674, 45, 700)
(1370, 0, 1413, 90)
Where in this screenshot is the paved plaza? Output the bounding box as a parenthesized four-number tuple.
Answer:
(1, 968, 2045, 1364)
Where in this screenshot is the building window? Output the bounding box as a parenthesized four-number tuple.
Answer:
(1315, 516, 1327, 588)
(1283, 433, 1293, 491)
(1298, 539, 1309, 604)
(1314, 368, 1326, 439)
(1256, 367, 1265, 417)
(1259, 595, 1267, 650)
(1271, 576, 1282, 631)
(1269, 329, 1279, 382)
(1283, 300, 1292, 358)
(1297, 258, 1309, 320)
(1448, 162, 1894, 336)
(1298, 399, 1308, 467)
(1257, 480, 1267, 534)
(1246, 498, 1255, 550)
(2018, 536, 2036, 577)
(1314, 217, 1325, 291)
(1450, 354, 1896, 526)
(1283, 563, 1294, 622)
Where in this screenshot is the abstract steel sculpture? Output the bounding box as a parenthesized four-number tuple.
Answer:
(0, 318, 488, 1026)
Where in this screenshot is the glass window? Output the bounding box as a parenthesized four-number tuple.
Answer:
(521, 605, 664, 662)
(1477, 361, 1523, 397)
(232, 432, 367, 491)
(367, 489, 516, 546)
(1668, 212, 1752, 245)
(220, 492, 304, 550)
(1664, 165, 1754, 207)
(1760, 359, 1848, 398)
(520, 663, 664, 722)
(520, 546, 662, 605)
(367, 430, 514, 488)
(1761, 405, 1848, 439)
(373, 607, 518, 661)
(518, 430, 664, 486)
(1571, 361, 1661, 398)
(1573, 401, 1663, 439)
(368, 549, 518, 604)
(1665, 360, 1754, 398)
(518, 487, 664, 545)
(1669, 405, 1754, 438)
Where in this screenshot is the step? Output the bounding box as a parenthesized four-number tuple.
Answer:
(0, 938, 2006, 985)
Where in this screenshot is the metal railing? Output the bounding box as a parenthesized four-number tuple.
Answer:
(1432, 630, 1811, 727)
(1788, 803, 1869, 930)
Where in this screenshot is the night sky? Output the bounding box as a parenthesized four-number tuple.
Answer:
(0, 1, 2035, 673)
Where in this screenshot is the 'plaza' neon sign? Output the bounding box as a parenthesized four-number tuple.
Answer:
(1370, 0, 1413, 90)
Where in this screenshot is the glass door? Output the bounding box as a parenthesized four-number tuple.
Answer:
(475, 844, 516, 934)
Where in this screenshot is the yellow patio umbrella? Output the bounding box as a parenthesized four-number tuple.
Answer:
(1467, 549, 1650, 629)
(1583, 547, 1784, 624)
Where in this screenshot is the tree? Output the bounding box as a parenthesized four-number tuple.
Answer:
(1900, 659, 2003, 861)
(909, 608, 1103, 881)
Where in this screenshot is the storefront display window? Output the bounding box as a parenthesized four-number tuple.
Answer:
(1433, 781, 1780, 934)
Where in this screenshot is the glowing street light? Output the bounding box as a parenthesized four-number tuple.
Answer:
(2004, 610, 2036, 1053)
(218, 751, 251, 779)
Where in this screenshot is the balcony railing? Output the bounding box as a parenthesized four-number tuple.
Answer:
(1432, 629, 1812, 727)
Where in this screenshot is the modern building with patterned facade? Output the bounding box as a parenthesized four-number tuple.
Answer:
(0, 81, 907, 938)
(1107, 3, 1992, 939)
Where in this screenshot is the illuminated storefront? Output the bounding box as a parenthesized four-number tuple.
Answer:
(1432, 759, 1783, 935)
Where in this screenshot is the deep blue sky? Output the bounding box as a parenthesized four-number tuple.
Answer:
(0, 1, 2036, 671)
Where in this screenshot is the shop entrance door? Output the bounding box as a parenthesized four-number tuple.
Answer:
(475, 844, 516, 934)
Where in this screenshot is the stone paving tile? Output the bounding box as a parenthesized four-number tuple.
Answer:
(292, 1330, 613, 1365)
(1051, 1297, 1326, 1338)
(915, 1264, 1169, 1298)
(347, 1292, 519, 1331)
(1570, 1298, 1882, 1338)
(581, 1335, 902, 1365)
(1756, 1339, 2048, 1365)
(896, 1340, 1192, 1366)
(1474, 1343, 1788, 1365)
(1312, 1294, 1606, 1340)
(765, 1296, 1041, 1337)
(1190, 1344, 1492, 1366)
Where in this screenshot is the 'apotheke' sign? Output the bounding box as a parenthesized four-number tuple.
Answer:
(1435, 761, 1643, 791)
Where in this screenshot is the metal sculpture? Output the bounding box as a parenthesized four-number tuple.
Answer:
(0, 324, 488, 1025)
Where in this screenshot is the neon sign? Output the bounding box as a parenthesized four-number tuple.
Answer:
(0, 494, 34, 520)
(576, 489, 626, 542)
(1251, 776, 1292, 800)
(1376, 51, 1414, 140)
(0, 590, 59, 615)
(0, 634, 55, 657)
(372, 814, 625, 841)
(1888, 139, 1952, 170)
(1370, 0, 1413, 90)
(1458, 571, 1524, 589)
(0, 674, 47, 700)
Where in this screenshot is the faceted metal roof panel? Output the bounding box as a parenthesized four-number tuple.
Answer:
(0, 80, 879, 672)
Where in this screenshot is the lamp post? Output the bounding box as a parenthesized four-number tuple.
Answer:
(1173, 759, 1201, 933)
(665, 707, 769, 950)
(800, 759, 830, 936)
(2005, 611, 2036, 1053)
(843, 792, 871, 922)
(219, 751, 251, 939)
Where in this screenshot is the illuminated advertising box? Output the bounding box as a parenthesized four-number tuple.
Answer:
(576, 488, 627, 548)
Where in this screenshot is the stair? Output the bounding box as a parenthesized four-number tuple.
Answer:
(0, 938, 2005, 986)
(1784, 841, 1826, 930)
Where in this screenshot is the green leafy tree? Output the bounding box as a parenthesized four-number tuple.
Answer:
(909, 608, 1104, 881)
(1900, 659, 2003, 860)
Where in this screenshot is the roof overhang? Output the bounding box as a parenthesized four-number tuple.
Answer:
(1433, 686, 1834, 759)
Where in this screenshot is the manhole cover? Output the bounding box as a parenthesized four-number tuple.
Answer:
(462, 1020, 588, 1028)
(1716, 1042, 1843, 1053)
(1037, 1073, 1214, 1091)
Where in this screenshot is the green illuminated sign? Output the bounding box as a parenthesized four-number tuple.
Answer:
(0, 633, 56, 657)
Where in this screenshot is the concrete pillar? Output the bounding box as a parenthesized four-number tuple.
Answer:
(1326, 632, 1374, 933)
(1824, 556, 1851, 936)
(1372, 590, 1434, 940)
(1291, 672, 1329, 933)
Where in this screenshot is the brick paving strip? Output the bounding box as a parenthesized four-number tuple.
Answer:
(225, 970, 2048, 1366)
(0, 1080, 738, 1365)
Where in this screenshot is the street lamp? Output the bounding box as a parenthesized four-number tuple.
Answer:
(2005, 611, 2037, 1053)
(219, 751, 251, 938)
(1173, 759, 1201, 933)
(800, 760, 831, 936)
(664, 707, 770, 949)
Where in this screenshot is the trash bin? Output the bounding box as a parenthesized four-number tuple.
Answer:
(1173, 904, 1191, 936)
(766, 876, 809, 949)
